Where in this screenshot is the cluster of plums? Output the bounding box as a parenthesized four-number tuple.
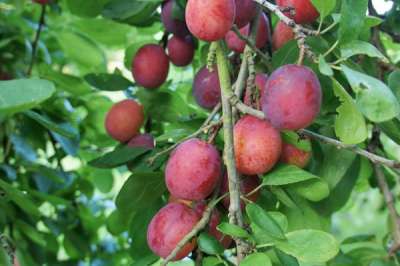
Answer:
(101, 0, 322, 261)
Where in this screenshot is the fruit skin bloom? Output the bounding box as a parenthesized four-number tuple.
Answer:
(165, 138, 222, 200)
(261, 64, 322, 130)
(147, 203, 200, 260)
(186, 0, 236, 41)
(234, 115, 282, 175)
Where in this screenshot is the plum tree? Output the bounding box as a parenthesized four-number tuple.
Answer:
(161, 0, 190, 37)
(221, 174, 261, 210)
(147, 203, 200, 260)
(276, 0, 319, 24)
(281, 142, 312, 168)
(261, 64, 322, 130)
(225, 13, 270, 53)
(194, 202, 232, 248)
(243, 73, 268, 106)
(127, 133, 155, 149)
(234, 0, 257, 28)
(167, 35, 195, 67)
(165, 138, 222, 200)
(186, 0, 236, 41)
(105, 99, 144, 142)
(192, 66, 221, 109)
(272, 21, 294, 50)
(234, 115, 282, 175)
(132, 44, 170, 89)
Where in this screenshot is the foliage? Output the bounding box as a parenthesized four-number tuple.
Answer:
(1, 0, 400, 265)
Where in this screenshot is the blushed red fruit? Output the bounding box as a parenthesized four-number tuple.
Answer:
(272, 21, 295, 50)
(276, 0, 319, 24)
(194, 202, 232, 248)
(221, 174, 261, 210)
(105, 99, 144, 142)
(281, 142, 311, 168)
(166, 138, 222, 200)
(161, 0, 190, 37)
(186, 0, 236, 41)
(234, 0, 257, 28)
(132, 44, 169, 89)
(167, 35, 195, 67)
(127, 133, 155, 149)
(243, 73, 269, 106)
(193, 66, 221, 109)
(33, 0, 49, 4)
(147, 203, 200, 260)
(225, 13, 270, 53)
(261, 64, 322, 130)
(234, 115, 282, 175)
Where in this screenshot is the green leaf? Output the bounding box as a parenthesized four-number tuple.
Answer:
(272, 41, 299, 69)
(281, 131, 312, 152)
(15, 220, 46, 247)
(318, 55, 333, 76)
(275, 230, 339, 263)
(332, 78, 367, 144)
(310, 0, 336, 19)
(340, 40, 387, 61)
(246, 203, 286, 240)
(88, 146, 150, 168)
(339, 0, 368, 44)
(0, 245, 11, 266)
(275, 249, 299, 266)
(56, 30, 106, 71)
(341, 65, 400, 122)
(106, 210, 129, 235)
(0, 79, 55, 115)
(0, 179, 41, 218)
(388, 70, 400, 101)
(84, 73, 134, 91)
(378, 119, 400, 144)
(217, 222, 251, 239)
(290, 178, 330, 202)
(66, 0, 108, 17)
(24, 111, 78, 139)
(116, 172, 165, 216)
(198, 233, 224, 255)
(240, 253, 272, 266)
(202, 257, 224, 266)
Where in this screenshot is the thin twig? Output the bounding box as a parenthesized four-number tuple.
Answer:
(27, 4, 46, 76)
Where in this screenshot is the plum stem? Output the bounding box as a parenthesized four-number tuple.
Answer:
(215, 41, 249, 263)
(27, 4, 46, 76)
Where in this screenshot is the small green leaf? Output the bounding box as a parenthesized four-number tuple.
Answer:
(0, 179, 41, 218)
(388, 70, 400, 101)
(116, 172, 165, 216)
(340, 40, 387, 61)
(281, 131, 312, 152)
(342, 65, 400, 122)
(318, 55, 333, 76)
(89, 146, 150, 168)
(198, 233, 224, 255)
(275, 230, 339, 263)
(332, 79, 367, 144)
(0, 245, 12, 266)
(0, 79, 55, 115)
(202, 257, 224, 266)
(246, 203, 286, 240)
(217, 222, 251, 239)
(24, 111, 78, 139)
(339, 0, 368, 44)
(240, 253, 272, 266)
(262, 164, 321, 186)
(15, 220, 46, 247)
(310, 0, 336, 19)
(84, 73, 134, 91)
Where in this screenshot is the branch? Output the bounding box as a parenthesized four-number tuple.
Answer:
(215, 41, 247, 263)
(231, 97, 400, 170)
(374, 164, 400, 255)
(27, 4, 46, 76)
